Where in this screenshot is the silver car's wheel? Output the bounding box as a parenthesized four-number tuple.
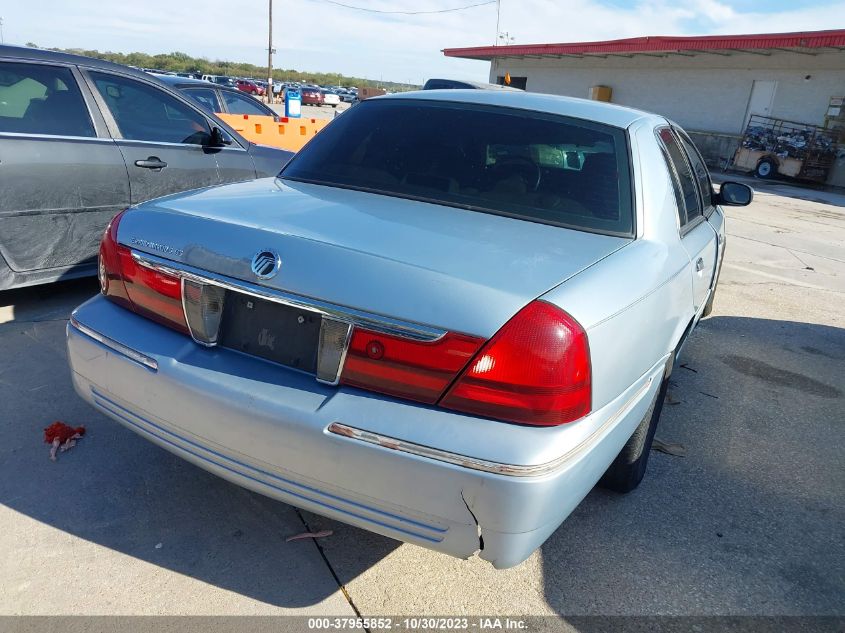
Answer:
(598, 368, 669, 493)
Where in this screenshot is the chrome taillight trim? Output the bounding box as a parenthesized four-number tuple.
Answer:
(131, 250, 447, 342)
(70, 313, 158, 371)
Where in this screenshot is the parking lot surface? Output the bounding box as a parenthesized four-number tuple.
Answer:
(1, 180, 843, 616)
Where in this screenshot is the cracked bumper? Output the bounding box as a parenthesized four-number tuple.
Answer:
(67, 295, 663, 568)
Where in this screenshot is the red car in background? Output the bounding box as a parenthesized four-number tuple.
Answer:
(236, 79, 265, 96)
(300, 86, 324, 106)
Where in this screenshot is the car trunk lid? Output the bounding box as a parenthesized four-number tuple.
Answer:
(117, 177, 629, 338)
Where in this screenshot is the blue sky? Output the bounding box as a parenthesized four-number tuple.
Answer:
(1, 1, 842, 84)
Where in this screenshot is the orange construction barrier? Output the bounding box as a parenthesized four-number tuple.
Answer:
(217, 113, 331, 152)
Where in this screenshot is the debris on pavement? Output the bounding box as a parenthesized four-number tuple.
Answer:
(285, 530, 333, 542)
(43, 421, 85, 461)
(652, 438, 687, 457)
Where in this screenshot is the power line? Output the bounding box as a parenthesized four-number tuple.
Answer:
(311, 0, 495, 15)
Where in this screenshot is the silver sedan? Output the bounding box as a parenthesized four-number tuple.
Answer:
(66, 90, 752, 569)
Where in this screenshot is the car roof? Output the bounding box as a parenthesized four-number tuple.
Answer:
(385, 89, 654, 128)
(153, 74, 213, 87)
(0, 44, 165, 83)
(0, 45, 267, 145)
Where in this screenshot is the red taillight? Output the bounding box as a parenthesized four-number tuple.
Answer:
(340, 329, 484, 404)
(98, 211, 132, 310)
(99, 211, 189, 334)
(439, 301, 591, 426)
(339, 300, 591, 426)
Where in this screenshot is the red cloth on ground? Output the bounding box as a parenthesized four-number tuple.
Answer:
(44, 421, 85, 444)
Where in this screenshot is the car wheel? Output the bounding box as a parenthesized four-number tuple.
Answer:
(598, 367, 669, 493)
(755, 159, 776, 179)
(701, 286, 717, 318)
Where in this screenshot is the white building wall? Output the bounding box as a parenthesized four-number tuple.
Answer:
(488, 51, 844, 134)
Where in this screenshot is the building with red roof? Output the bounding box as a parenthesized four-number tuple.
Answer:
(444, 30, 845, 184)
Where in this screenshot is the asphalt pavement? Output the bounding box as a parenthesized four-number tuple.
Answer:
(1, 180, 843, 617)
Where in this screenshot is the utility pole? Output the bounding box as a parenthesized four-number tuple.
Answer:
(267, 0, 274, 103)
(0, 17, 5, 45)
(494, 0, 500, 46)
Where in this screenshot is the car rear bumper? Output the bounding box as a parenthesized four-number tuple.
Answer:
(67, 295, 665, 568)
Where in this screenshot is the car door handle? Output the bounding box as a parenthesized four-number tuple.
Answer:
(695, 257, 705, 273)
(134, 157, 168, 170)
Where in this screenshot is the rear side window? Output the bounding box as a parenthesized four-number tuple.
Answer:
(281, 99, 634, 236)
(183, 87, 221, 114)
(90, 72, 211, 145)
(657, 127, 702, 225)
(676, 132, 713, 210)
(222, 90, 270, 116)
(0, 62, 95, 137)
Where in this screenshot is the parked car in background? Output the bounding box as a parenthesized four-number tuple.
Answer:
(321, 89, 341, 107)
(300, 86, 323, 106)
(423, 78, 521, 91)
(338, 89, 358, 103)
(66, 90, 751, 569)
(0, 45, 293, 290)
(142, 67, 175, 76)
(202, 74, 236, 88)
(236, 79, 264, 96)
(154, 75, 278, 118)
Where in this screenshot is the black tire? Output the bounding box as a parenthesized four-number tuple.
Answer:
(599, 370, 670, 493)
(702, 286, 716, 318)
(755, 159, 776, 179)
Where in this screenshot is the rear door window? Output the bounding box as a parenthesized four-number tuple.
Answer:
(676, 132, 713, 211)
(222, 90, 271, 116)
(182, 87, 221, 114)
(90, 72, 211, 145)
(0, 62, 95, 137)
(657, 127, 702, 225)
(281, 99, 634, 236)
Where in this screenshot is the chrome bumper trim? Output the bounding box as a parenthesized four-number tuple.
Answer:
(131, 250, 448, 342)
(69, 313, 158, 371)
(327, 374, 654, 478)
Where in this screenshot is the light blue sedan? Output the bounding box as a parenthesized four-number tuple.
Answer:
(66, 90, 752, 569)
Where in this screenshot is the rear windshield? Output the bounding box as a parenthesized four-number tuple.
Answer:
(280, 99, 634, 236)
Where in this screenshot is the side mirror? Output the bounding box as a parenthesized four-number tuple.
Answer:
(209, 126, 233, 147)
(716, 181, 753, 206)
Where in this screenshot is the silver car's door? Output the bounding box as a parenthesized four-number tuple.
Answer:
(657, 127, 718, 314)
(0, 59, 129, 279)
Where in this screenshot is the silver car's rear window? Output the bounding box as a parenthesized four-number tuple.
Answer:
(280, 99, 634, 237)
